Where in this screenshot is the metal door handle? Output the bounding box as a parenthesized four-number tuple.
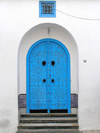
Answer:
(51, 61, 55, 66)
(51, 79, 54, 83)
(43, 79, 46, 83)
(42, 61, 46, 66)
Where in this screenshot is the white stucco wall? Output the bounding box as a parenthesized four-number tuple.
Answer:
(0, 0, 100, 133)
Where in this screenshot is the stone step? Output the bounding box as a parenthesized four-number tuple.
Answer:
(21, 113, 77, 118)
(18, 123, 78, 130)
(20, 117, 78, 123)
(16, 129, 80, 133)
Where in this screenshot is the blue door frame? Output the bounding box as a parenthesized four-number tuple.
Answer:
(26, 38, 71, 113)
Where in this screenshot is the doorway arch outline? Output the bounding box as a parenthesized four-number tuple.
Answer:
(26, 38, 71, 113)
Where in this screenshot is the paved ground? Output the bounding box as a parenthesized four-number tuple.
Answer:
(82, 130, 100, 133)
(16, 130, 100, 133)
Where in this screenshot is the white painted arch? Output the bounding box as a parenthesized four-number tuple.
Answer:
(18, 23, 78, 95)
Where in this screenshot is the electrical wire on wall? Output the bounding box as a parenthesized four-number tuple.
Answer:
(41, 0, 100, 21)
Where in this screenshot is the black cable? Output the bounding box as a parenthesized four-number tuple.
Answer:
(41, 0, 100, 21)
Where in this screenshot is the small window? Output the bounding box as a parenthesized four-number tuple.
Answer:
(39, 1, 56, 17)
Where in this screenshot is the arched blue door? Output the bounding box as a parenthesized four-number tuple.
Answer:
(26, 39, 70, 113)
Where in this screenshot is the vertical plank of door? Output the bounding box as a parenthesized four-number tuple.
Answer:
(46, 41, 49, 113)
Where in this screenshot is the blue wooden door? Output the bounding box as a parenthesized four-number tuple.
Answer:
(26, 39, 70, 113)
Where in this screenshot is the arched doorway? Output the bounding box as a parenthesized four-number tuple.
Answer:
(26, 38, 71, 113)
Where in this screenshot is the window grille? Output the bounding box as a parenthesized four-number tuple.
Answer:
(39, 1, 56, 17)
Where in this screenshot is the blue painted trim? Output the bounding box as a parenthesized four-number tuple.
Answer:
(39, 1, 41, 18)
(39, 1, 56, 18)
(26, 38, 71, 113)
(26, 51, 30, 113)
(68, 56, 71, 113)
